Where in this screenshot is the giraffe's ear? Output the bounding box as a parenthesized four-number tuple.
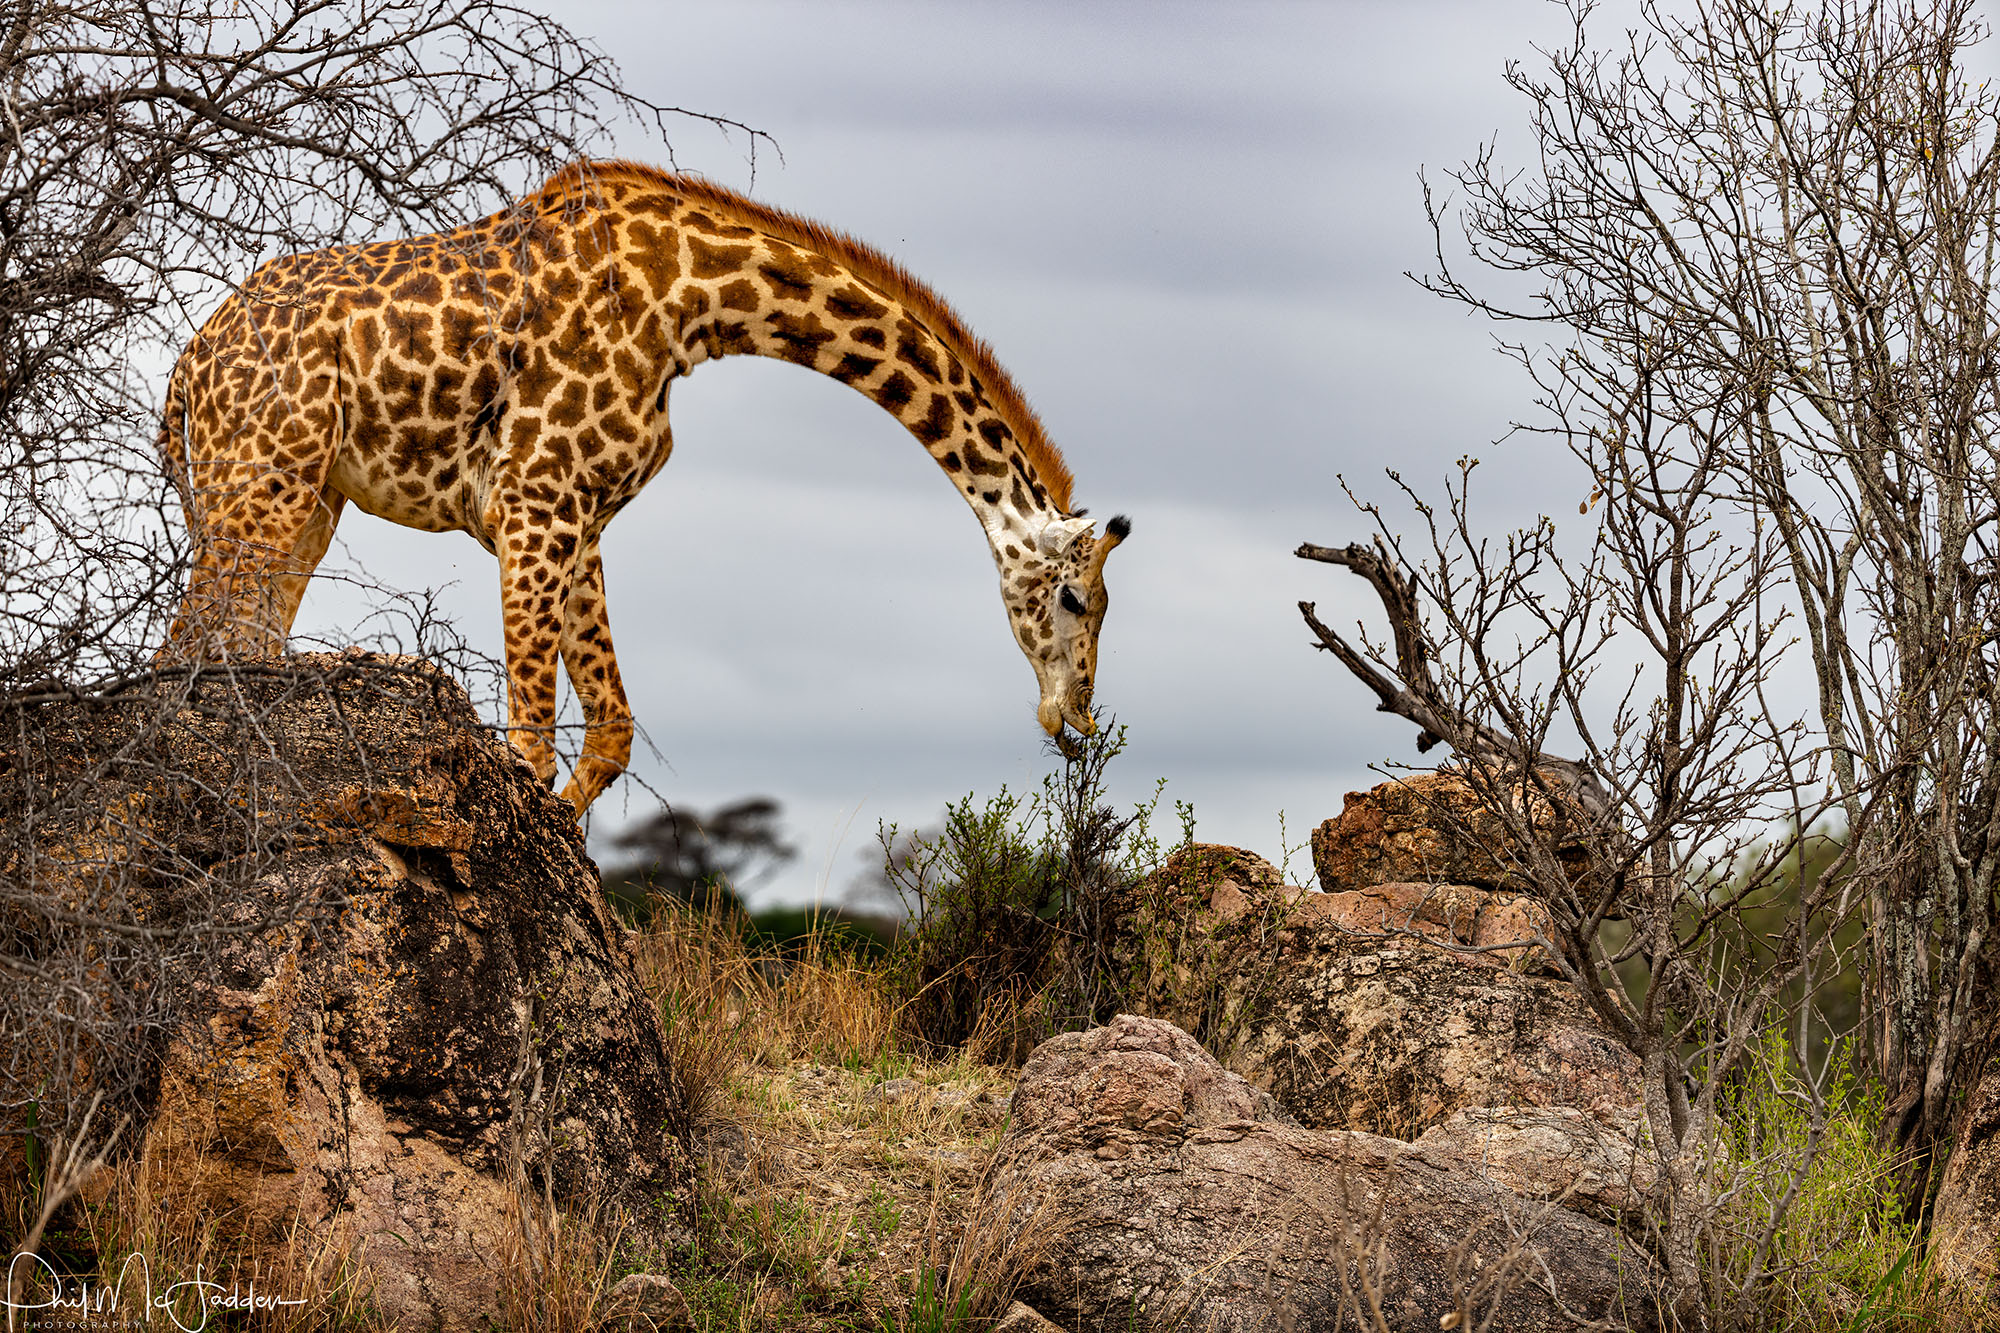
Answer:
(1037, 516, 1094, 557)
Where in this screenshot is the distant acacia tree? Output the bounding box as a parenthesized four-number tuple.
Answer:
(1303, 0, 2000, 1321)
(0, 0, 760, 1262)
(600, 797, 798, 917)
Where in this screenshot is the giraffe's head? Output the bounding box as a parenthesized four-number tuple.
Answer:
(1010, 513, 1130, 741)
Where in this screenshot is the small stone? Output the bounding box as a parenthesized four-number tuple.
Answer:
(992, 1300, 1070, 1332)
(608, 1272, 687, 1329)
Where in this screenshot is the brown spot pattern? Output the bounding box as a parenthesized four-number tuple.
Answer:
(160, 156, 1102, 825)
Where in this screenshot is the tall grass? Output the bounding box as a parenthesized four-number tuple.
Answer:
(620, 898, 1069, 1331)
(628, 894, 902, 1077)
(496, 1189, 629, 1333)
(11, 1124, 390, 1333)
(875, 1173, 1074, 1333)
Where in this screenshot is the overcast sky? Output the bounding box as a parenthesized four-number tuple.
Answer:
(295, 0, 1595, 906)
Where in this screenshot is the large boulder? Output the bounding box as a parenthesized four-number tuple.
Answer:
(1234, 934, 1641, 1137)
(1114, 844, 1641, 1136)
(1312, 771, 1595, 895)
(9, 654, 685, 1331)
(1931, 1066, 2000, 1301)
(993, 1015, 1661, 1333)
(1412, 1105, 1656, 1226)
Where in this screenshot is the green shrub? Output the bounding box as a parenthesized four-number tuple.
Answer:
(1706, 1030, 1931, 1331)
(881, 724, 1184, 1059)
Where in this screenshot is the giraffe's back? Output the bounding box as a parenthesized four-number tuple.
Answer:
(171, 198, 680, 548)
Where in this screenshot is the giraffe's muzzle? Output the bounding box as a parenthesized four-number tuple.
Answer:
(1039, 685, 1097, 741)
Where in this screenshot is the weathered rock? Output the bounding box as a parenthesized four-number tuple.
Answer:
(1312, 771, 1593, 895)
(1209, 868, 1559, 976)
(1114, 844, 1640, 1136)
(1108, 844, 1293, 1059)
(1235, 939, 1642, 1137)
(994, 1015, 1661, 1333)
(15, 654, 685, 1332)
(1302, 879, 1556, 969)
(607, 1271, 689, 1331)
(992, 1300, 1069, 1332)
(1931, 1066, 2000, 1301)
(1412, 1105, 1656, 1225)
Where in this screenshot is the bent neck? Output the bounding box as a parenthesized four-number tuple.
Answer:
(559, 165, 1075, 553)
(676, 268, 1067, 549)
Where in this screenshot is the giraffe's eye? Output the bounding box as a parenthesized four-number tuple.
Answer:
(1059, 585, 1087, 616)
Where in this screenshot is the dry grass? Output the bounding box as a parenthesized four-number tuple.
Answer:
(616, 901, 1056, 1331)
(668, 1043, 1022, 1330)
(497, 1188, 630, 1333)
(899, 1167, 1076, 1328)
(22, 897, 1993, 1332)
(628, 899, 902, 1075)
(9, 1124, 391, 1332)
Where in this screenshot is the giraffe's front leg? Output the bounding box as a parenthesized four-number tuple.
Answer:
(557, 543, 633, 814)
(496, 503, 584, 789)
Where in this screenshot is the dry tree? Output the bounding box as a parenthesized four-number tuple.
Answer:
(1291, 0, 2000, 1320)
(1404, 1, 2000, 1211)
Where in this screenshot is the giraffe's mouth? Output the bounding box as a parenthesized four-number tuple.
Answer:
(1065, 683, 1096, 736)
(1039, 690, 1097, 745)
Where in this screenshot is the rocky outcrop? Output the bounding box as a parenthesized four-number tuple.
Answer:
(994, 1015, 1661, 1333)
(1312, 771, 1593, 895)
(12, 654, 685, 1331)
(1931, 1066, 2000, 1301)
(1233, 933, 1640, 1137)
(1114, 844, 1640, 1137)
(1108, 844, 1298, 1064)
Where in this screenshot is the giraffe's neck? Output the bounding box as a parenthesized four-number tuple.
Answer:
(673, 259, 1066, 549)
(542, 169, 1076, 558)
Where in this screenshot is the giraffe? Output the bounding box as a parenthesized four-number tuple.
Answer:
(158, 159, 1129, 815)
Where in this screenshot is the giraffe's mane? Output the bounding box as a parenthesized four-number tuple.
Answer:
(534, 160, 1075, 512)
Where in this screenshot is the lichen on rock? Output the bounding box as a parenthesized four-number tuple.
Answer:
(1109, 842, 1640, 1138)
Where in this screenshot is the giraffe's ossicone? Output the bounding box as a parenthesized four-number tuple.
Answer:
(157, 160, 1129, 815)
